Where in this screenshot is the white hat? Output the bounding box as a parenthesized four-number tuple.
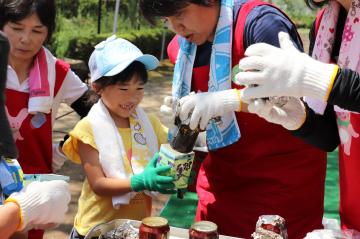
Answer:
(88, 35, 159, 83)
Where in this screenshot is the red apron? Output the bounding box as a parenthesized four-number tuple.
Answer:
(5, 60, 69, 239)
(168, 1, 326, 238)
(338, 113, 360, 230)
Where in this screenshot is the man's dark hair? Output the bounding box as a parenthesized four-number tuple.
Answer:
(140, 0, 216, 25)
(0, 0, 56, 41)
(304, 0, 328, 9)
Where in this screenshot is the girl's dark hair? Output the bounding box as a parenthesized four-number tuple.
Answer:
(0, 0, 56, 40)
(94, 61, 148, 91)
(140, 0, 216, 25)
(304, 0, 328, 9)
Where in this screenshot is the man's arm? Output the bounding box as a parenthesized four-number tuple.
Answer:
(292, 103, 340, 152)
(243, 6, 340, 151)
(0, 202, 21, 238)
(244, 6, 303, 51)
(327, 68, 360, 112)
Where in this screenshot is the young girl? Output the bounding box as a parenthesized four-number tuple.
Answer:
(0, 0, 92, 238)
(63, 36, 176, 239)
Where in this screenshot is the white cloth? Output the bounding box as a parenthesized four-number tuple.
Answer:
(87, 99, 157, 208)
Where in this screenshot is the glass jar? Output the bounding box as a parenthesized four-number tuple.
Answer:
(139, 217, 170, 239)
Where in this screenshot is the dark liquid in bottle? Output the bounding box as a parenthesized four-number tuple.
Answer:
(170, 116, 201, 153)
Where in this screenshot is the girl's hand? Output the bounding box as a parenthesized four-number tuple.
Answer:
(130, 153, 176, 194)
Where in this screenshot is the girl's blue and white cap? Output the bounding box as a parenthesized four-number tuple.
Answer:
(88, 35, 159, 83)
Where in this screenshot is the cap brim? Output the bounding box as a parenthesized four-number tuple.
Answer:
(104, 54, 159, 78)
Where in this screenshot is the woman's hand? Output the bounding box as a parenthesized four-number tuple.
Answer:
(177, 89, 242, 130)
(5, 180, 71, 231)
(247, 97, 306, 130)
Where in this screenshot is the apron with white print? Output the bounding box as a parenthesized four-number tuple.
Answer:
(5, 60, 68, 239)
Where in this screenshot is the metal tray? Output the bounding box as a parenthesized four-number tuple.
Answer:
(85, 219, 240, 239)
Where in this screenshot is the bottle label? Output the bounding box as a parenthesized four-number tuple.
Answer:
(156, 144, 194, 189)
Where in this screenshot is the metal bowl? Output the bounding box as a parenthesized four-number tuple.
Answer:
(84, 219, 141, 239)
(84, 218, 239, 239)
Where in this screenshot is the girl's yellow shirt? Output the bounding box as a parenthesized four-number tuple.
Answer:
(63, 113, 168, 236)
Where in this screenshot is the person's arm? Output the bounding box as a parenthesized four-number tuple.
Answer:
(70, 88, 98, 118)
(0, 32, 17, 159)
(327, 68, 360, 112)
(308, 18, 360, 112)
(244, 6, 303, 51)
(78, 141, 176, 195)
(246, 96, 340, 152)
(292, 103, 340, 152)
(0, 202, 20, 238)
(308, 20, 316, 56)
(3, 180, 70, 235)
(78, 141, 133, 196)
(239, 4, 303, 112)
(53, 73, 97, 171)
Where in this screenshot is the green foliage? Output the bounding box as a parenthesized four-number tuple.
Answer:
(49, 0, 160, 59)
(64, 28, 174, 63)
(56, 0, 79, 18)
(78, 0, 99, 17)
(48, 14, 97, 57)
(49, 0, 317, 63)
(56, 0, 150, 30)
(273, 0, 317, 28)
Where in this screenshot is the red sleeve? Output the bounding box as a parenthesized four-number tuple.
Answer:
(167, 35, 180, 65)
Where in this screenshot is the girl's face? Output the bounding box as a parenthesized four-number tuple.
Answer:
(2, 13, 48, 64)
(99, 75, 145, 125)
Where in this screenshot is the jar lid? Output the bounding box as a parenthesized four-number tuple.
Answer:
(190, 221, 218, 233)
(142, 217, 168, 227)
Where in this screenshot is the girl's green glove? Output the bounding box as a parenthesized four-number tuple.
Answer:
(130, 153, 176, 194)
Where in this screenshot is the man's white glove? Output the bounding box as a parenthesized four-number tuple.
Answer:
(178, 89, 242, 130)
(248, 97, 306, 130)
(52, 143, 67, 172)
(235, 32, 339, 101)
(5, 180, 71, 231)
